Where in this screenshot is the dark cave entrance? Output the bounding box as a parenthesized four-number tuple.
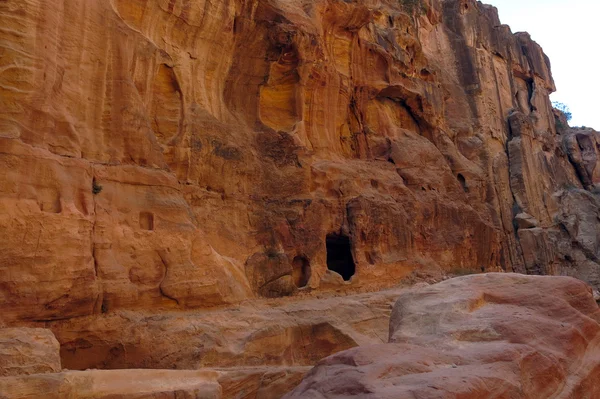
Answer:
(457, 173, 469, 193)
(292, 255, 311, 288)
(326, 233, 356, 281)
(139, 211, 154, 231)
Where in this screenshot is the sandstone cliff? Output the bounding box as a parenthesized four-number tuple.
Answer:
(1, 0, 599, 322)
(286, 274, 600, 399)
(1, 0, 600, 397)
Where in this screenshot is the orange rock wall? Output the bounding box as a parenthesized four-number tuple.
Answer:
(1, 0, 599, 323)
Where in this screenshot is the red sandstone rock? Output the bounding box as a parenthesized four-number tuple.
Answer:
(1, 0, 599, 324)
(49, 286, 400, 370)
(285, 274, 600, 398)
(0, 0, 600, 397)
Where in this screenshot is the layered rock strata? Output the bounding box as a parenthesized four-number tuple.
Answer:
(1, 0, 600, 397)
(0, 328, 61, 377)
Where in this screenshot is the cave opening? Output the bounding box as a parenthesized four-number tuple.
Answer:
(457, 173, 469, 193)
(139, 211, 154, 231)
(292, 255, 311, 288)
(326, 233, 356, 281)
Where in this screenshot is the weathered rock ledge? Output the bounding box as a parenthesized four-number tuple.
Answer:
(2, 274, 599, 398)
(286, 274, 600, 398)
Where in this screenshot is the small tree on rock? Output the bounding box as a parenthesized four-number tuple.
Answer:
(552, 101, 572, 122)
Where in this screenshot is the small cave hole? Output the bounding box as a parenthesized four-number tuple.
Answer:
(457, 173, 469, 193)
(139, 212, 154, 231)
(326, 233, 356, 281)
(365, 251, 377, 265)
(292, 255, 311, 288)
(92, 178, 102, 195)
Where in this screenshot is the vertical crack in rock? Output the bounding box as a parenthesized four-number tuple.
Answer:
(505, 112, 531, 274)
(157, 250, 180, 306)
(442, 0, 481, 122)
(90, 169, 103, 314)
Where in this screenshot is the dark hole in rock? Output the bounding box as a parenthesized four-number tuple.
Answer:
(326, 234, 355, 281)
(139, 212, 154, 231)
(457, 173, 469, 192)
(292, 255, 311, 288)
(365, 251, 377, 265)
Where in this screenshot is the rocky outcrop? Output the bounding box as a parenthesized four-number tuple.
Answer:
(1, 0, 600, 397)
(0, 328, 61, 377)
(0, 287, 398, 397)
(49, 285, 399, 370)
(1, 0, 599, 323)
(285, 274, 600, 398)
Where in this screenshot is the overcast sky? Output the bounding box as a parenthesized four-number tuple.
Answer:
(485, 0, 599, 129)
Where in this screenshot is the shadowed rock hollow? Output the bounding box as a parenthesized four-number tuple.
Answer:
(0, 0, 599, 397)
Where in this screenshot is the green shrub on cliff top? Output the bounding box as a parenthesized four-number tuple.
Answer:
(552, 101, 572, 122)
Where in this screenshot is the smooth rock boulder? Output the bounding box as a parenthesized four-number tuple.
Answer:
(285, 274, 600, 398)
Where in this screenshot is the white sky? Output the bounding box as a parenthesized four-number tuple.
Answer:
(485, 0, 599, 129)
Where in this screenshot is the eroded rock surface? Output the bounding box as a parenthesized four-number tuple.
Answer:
(286, 274, 600, 398)
(0, 328, 61, 377)
(1, 0, 600, 397)
(1, 0, 599, 324)
(49, 286, 399, 370)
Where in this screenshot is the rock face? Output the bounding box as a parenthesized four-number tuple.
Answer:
(1, 0, 600, 397)
(0, 287, 399, 398)
(1, 0, 599, 324)
(50, 286, 399, 371)
(285, 274, 600, 398)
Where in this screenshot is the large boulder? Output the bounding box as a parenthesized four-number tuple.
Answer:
(0, 328, 61, 377)
(285, 274, 600, 398)
(0, 369, 221, 399)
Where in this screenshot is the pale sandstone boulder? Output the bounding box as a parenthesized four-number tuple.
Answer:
(0, 369, 221, 399)
(285, 274, 600, 398)
(0, 328, 61, 377)
(0, 140, 100, 322)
